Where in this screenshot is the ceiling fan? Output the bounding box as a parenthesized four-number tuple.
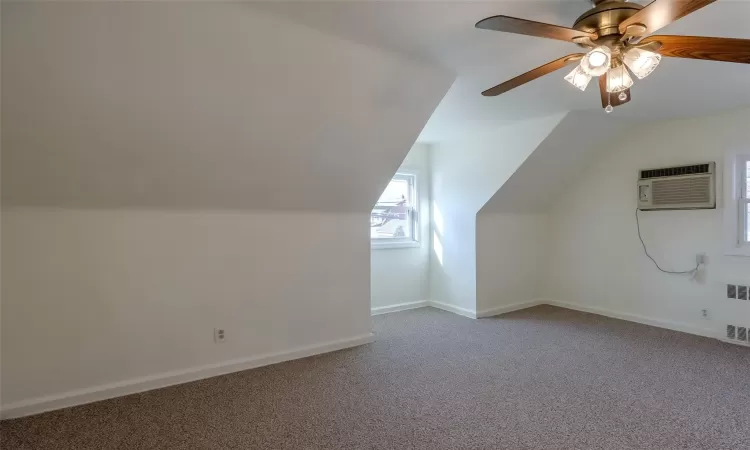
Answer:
(476, 0, 750, 112)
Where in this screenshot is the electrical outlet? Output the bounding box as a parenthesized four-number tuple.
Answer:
(700, 309, 710, 320)
(214, 328, 226, 343)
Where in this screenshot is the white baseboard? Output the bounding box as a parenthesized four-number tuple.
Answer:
(0, 333, 374, 420)
(426, 300, 542, 319)
(392, 299, 720, 344)
(476, 300, 542, 318)
(428, 300, 477, 319)
(718, 338, 750, 347)
(543, 299, 718, 340)
(371, 300, 428, 316)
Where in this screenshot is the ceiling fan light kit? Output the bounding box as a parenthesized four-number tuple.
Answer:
(475, 0, 750, 112)
(606, 63, 634, 93)
(564, 65, 594, 90)
(580, 46, 612, 76)
(623, 47, 662, 79)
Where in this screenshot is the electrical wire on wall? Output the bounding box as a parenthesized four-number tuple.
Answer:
(635, 207, 700, 276)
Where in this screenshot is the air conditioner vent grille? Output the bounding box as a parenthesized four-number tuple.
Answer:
(637, 162, 715, 210)
(651, 176, 712, 205)
(640, 164, 711, 179)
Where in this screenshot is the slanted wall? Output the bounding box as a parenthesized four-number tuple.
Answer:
(429, 114, 566, 315)
(2, 2, 452, 212)
(476, 113, 634, 313)
(0, 2, 453, 417)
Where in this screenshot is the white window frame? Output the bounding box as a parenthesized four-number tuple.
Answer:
(371, 172, 420, 250)
(723, 151, 750, 256)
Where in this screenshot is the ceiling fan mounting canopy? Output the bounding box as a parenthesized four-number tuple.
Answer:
(475, 0, 750, 111)
(573, 0, 644, 40)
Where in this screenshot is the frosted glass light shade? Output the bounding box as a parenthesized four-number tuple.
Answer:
(564, 65, 593, 91)
(580, 47, 611, 77)
(606, 65, 633, 93)
(624, 48, 661, 79)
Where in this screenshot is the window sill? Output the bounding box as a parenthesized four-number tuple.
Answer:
(725, 245, 750, 258)
(371, 240, 420, 250)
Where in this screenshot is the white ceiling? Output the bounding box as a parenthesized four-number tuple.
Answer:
(253, 0, 750, 141)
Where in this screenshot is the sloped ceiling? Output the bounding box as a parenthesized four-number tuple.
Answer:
(480, 112, 637, 214)
(252, 1, 750, 142)
(1, 2, 453, 211)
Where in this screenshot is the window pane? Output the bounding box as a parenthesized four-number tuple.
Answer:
(746, 202, 750, 243)
(746, 161, 750, 198)
(376, 179, 410, 206)
(371, 177, 413, 240)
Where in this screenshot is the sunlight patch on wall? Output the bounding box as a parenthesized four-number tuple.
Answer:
(432, 201, 444, 236)
(433, 231, 444, 266)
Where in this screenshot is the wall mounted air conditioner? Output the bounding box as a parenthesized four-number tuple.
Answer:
(637, 162, 716, 211)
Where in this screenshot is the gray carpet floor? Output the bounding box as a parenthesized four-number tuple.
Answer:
(2, 305, 749, 449)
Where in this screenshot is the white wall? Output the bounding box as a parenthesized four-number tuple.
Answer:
(371, 144, 431, 311)
(476, 113, 633, 313)
(476, 214, 549, 313)
(545, 107, 750, 338)
(429, 114, 565, 314)
(0, 2, 453, 418)
(1, 209, 372, 415)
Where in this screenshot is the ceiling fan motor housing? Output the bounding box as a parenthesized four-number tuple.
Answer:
(574, 1, 644, 40)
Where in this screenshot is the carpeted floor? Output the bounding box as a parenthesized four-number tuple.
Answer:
(2, 305, 749, 449)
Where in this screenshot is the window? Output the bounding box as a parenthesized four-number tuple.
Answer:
(371, 173, 419, 248)
(742, 156, 750, 243)
(724, 152, 750, 256)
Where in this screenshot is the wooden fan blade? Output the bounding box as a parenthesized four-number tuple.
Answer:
(641, 35, 750, 64)
(619, 0, 716, 36)
(482, 54, 585, 97)
(476, 15, 597, 42)
(598, 76, 631, 108)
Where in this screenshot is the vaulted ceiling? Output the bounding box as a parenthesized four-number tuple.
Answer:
(253, 1, 750, 141)
(1, 2, 453, 211)
(4, 1, 749, 211)
(480, 111, 636, 214)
